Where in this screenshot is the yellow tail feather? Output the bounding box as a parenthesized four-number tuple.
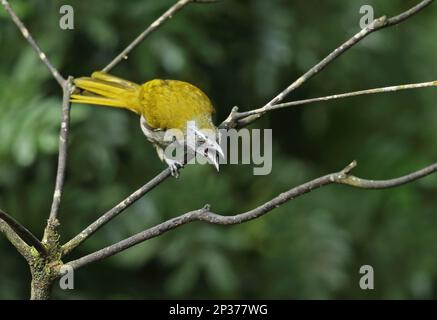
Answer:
(71, 72, 142, 114)
(74, 78, 127, 98)
(70, 94, 127, 109)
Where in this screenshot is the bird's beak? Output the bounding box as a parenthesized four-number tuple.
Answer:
(204, 146, 221, 172)
(189, 125, 224, 172)
(199, 136, 223, 172)
(203, 137, 224, 159)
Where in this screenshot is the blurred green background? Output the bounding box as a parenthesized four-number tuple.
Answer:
(1, 0, 437, 299)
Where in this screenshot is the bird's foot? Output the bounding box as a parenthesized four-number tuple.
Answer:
(165, 158, 183, 178)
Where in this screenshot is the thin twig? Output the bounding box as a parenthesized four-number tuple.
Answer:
(0, 0, 65, 86)
(102, 0, 217, 73)
(66, 161, 437, 270)
(240, 81, 437, 116)
(385, 0, 433, 26)
(337, 161, 437, 189)
(42, 78, 74, 243)
(220, 0, 434, 129)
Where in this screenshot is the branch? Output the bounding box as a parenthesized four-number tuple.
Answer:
(102, 0, 218, 73)
(0, 209, 34, 259)
(220, 0, 434, 129)
(65, 161, 437, 270)
(1, 0, 72, 256)
(240, 81, 437, 116)
(337, 161, 437, 189)
(2, 0, 72, 243)
(42, 77, 74, 243)
(0, 0, 65, 86)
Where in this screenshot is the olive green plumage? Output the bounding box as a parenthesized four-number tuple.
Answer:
(71, 71, 215, 131)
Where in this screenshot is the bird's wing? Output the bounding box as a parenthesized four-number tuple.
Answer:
(91, 71, 139, 90)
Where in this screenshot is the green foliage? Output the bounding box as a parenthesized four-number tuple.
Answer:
(1, 0, 437, 299)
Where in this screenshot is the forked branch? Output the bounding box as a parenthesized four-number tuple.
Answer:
(1, 0, 72, 245)
(220, 0, 434, 129)
(240, 81, 437, 116)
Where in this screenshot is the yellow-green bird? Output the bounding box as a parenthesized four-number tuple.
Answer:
(71, 71, 223, 176)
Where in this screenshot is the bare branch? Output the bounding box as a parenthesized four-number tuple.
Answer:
(220, 0, 434, 129)
(42, 77, 74, 243)
(102, 0, 217, 73)
(385, 0, 433, 26)
(338, 161, 437, 189)
(239, 81, 437, 116)
(66, 161, 437, 270)
(2, 0, 73, 250)
(0, 0, 65, 86)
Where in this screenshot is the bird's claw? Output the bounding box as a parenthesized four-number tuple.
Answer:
(166, 159, 183, 178)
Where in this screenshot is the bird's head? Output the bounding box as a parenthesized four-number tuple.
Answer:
(185, 120, 223, 172)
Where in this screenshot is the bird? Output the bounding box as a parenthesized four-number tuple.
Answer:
(70, 71, 223, 177)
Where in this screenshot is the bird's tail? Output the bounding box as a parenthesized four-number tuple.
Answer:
(71, 71, 142, 114)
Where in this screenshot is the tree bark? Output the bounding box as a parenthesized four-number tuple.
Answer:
(30, 276, 53, 300)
